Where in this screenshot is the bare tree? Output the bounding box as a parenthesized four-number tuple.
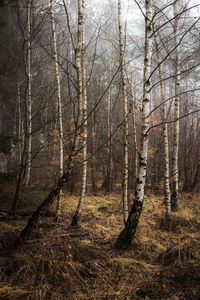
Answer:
(115, 0, 153, 248)
(118, 0, 129, 224)
(154, 26, 171, 220)
(171, 0, 180, 211)
(72, 0, 88, 227)
(49, 0, 64, 222)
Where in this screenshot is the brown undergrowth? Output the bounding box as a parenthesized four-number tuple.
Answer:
(0, 192, 200, 299)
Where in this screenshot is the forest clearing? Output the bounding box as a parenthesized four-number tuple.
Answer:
(0, 190, 200, 299)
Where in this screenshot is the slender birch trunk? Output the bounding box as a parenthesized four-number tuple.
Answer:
(171, 1, 180, 211)
(25, 0, 32, 188)
(115, 0, 153, 248)
(126, 74, 138, 189)
(91, 110, 97, 192)
(118, 0, 129, 224)
(154, 28, 171, 220)
(105, 55, 113, 194)
(107, 77, 113, 193)
(72, 0, 87, 227)
(15, 0, 84, 246)
(182, 76, 189, 192)
(50, 0, 64, 222)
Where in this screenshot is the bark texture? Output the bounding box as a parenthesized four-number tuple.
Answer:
(118, 0, 129, 224)
(154, 28, 171, 220)
(72, 0, 87, 227)
(115, 0, 153, 249)
(50, 0, 64, 222)
(16, 0, 84, 246)
(171, 1, 180, 211)
(105, 55, 113, 194)
(15, 170, 71, 248)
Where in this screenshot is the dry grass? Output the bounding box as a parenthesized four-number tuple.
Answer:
(0, 192, 200, 299)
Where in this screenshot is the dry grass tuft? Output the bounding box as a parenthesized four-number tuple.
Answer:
(0, 192, 200, 299)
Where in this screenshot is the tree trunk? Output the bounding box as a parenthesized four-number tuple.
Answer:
(154, 27, 171, 220)
(72, 0, 87, 227)
(25, 0, 32, 188)
(16, 0, 84, 246)
(91, 111, 97, 192)
(126, 74, 138, 190)
(115, 0, 153, 249)
(118, 0, 129, 224)
(15, 169, 70, 248)
(171, 1, 180, 211)
(50, 0, 64, 222)
(105, 54, 113, 194)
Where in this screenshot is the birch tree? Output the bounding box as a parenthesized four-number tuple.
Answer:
(118, 0, 129, 224)
(72, 0, 87, 227)
(126, 74, 138, 190)
(16, 0, 84, 246)
(49, 0, 64, 222)
(105, 53, 114, 194)
(154, 27, 171, 220)
(171, 0, 180, 211)
(115, 0, 153, 248)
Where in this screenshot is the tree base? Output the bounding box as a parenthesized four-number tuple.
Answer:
(71, 214, 80, 227)
(171, 203, 178, 211)
(114, 227, 131, 250)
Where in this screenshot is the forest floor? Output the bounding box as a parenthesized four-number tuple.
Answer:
(0, 189, 200, 299)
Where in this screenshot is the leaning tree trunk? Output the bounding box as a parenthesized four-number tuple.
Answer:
(15, 0, 84, 247)
(118, 0, 129, 224)
(171, 1, 180, 211)
(25, 0, 32, 188)
(50, 0, 64, 222)
(115, 0, 153, 249)
(72, 0, 87, 227)
(154, 27, 171, 220)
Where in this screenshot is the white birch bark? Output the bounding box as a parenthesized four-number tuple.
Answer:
(105, 54, 113, 194)
(50, 0, 64, 222)
(17, 0, 84, 239)
(118, 0, 129, 224)
(72, 0, 88, 226)
(91, 110, 96, 192)
(171, 1, 180, 210)
(154, 29, 171, 220)
(115, 0, 153, 248)
(126, 74, 138, 188)
(107, 73, 113, 192)
(25, 0, 32, 188)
